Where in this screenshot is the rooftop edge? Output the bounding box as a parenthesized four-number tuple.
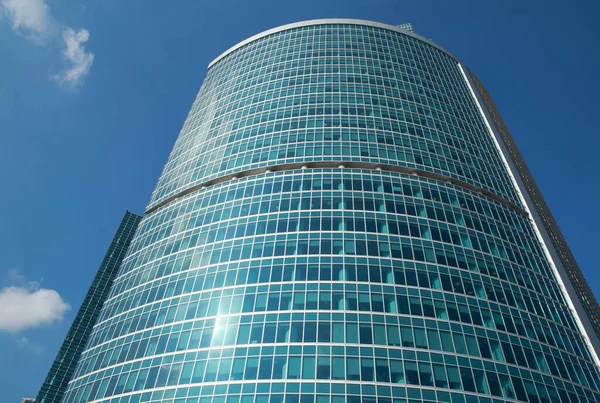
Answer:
(207, 19, 457, 69)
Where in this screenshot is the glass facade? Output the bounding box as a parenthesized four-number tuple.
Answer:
(37, 211, 142, 403)
(60, 20, 600, 403)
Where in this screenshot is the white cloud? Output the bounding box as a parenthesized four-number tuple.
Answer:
(1, 0, 94, 87)
(0, 0, 53, 40)
(0, 269, 70, 333)
(0, 286, 70, 332)
(53, 28, 94, 87)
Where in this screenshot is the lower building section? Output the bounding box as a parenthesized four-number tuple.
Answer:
(60, 170, 600, 403)
(36, 211, 142, 403)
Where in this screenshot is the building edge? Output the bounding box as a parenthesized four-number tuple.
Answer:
(460, 66, 600, 365)
(34, 211, 143, 403)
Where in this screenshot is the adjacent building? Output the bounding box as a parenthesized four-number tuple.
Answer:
(36, 211, 142, 403)
(57, 20, 600, 403)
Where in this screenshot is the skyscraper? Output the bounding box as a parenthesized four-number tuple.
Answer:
(59, 20, 600, 403)
(36, 211, 142, 403)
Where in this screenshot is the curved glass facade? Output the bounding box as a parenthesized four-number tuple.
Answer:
(61, 20, 600, 403)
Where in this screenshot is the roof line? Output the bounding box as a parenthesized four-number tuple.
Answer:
(208, 19, 460, 69)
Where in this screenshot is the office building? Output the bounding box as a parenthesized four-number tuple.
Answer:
(59, 20, 600, 403)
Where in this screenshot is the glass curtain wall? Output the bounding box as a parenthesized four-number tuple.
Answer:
(60, 21, 600, 403)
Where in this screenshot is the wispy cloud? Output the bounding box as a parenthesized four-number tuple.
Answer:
(5, 267, 26, 284)
(53, 28, 94, 87)
(0, 0, 94, 87)
(0, 269, 70, 333)
(16, 336, 44, 354)
(6, 267, 40, 290)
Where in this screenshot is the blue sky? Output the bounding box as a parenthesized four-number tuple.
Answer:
(1, 0, 599, 400)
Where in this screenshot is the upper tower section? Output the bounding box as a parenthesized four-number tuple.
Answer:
(146, 19, 521, 213)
